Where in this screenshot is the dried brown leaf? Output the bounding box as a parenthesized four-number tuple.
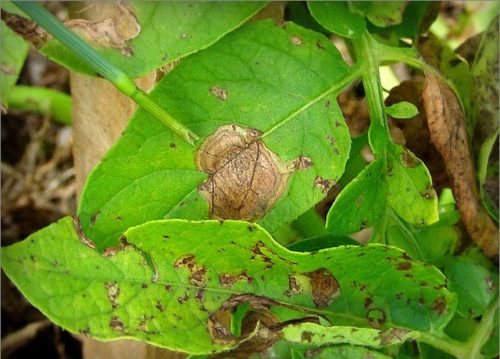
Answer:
(423, 72, 499, 257)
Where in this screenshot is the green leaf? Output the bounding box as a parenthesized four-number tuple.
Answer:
(471, 16, 499, 219)
(287, 234, 358, 253)
(265, 342, 392, 359)
(444, 256, 497, 318)
(350, 1, 406, 28)
(386, 101, 419, 119)
(78, 20, 353, 250)
(386, 144, 438, 226)
(326, 144, 438, 236)
(286, 2, 327, 35)
(40, 2, 266, 78)
(2, 217, 456, 354)
(308, 1, 366, 39)
(326, 159, 387, 235)
(0, 14, 29, 106)
(391, 1, 440, 40)
(282, 322, 418, 348)
(385, 208, 458, 266)
(338, 133, 369, 187)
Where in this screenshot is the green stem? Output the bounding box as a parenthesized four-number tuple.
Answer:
(13, 1, 198, 144)
(8, 85, 72, 124)
(352, 32, 390, 156)
(465, 297, 499, 359)
(418, 297, 499, 358)
(418, 332, 468, 358)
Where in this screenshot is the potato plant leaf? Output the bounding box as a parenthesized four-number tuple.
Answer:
(264, 342, 392, 358)
(78, 20, 353, 250)
(39, 2, 266, 78)
(0, 3, 29, 106)
(350, 1, 407, 28)
(307, 1, 366, 39)
(281, 322, 419, 348)
(327, 142, 438, 236)
(386, 101, 419, 119)
(471, 16, 499, 219)
(444, 256, 497, 318)
(2, 217, 456, 354)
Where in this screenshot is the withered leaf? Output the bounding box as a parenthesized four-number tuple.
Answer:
(423, 72, 499, 257)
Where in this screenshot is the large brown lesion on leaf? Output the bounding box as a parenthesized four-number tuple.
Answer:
(1, 3, 140, 56)
(65, 2, 140, 56)
(196, 125, 289, 221)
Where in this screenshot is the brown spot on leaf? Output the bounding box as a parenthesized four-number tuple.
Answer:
(396, 262, 412, 271)
(314, 176, 332, 193)
(90, 212, 99, 225)
(219, 271, 254, 288)
(103, 245, 122, 257)
(289, 275, 301, 293)
(209, 86, 228, 101)
(73, 217, 96, 249)
(208, 313, 236, 345)
(1, 9, 47, 48)
(290, 35, 303, 45)
(196, 125, 288, 221)
(400, 149, 419, 168)
(302, 331, 313, 343)
(105, 282, 120, 308)
(177, 293, 189, 304)
(109, 315, 124, 332)
(65, 3, 140, 56)
(306, 268, 340, 308)
(195, 289, 205, 303)
(423, 72, 499, 257)
(174, 254, 207, 286)
(367, 308, 386, 329)
(251, 241, 274, 268)
(364, 296, 373, 309)
(432, 297, 446, 316)
(377, 328, 411, 346)
(293, 155, 313, 170)
(1, 64, 15, 76)
(155, 300, 164, 312)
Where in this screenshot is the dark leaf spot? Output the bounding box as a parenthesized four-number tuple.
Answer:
(367, 308, 386, 329)
(302, 331, 313, 343)
(364, 296, 373, 309)
(314, 176, 332, 193)
(432, 297, 446, 316)
(90, 212, 100, 225)
(110, 316, 124, 332)
(400, 149, 419, 168)
(293, 155, 313, 170)
(396, 262, 412, 271)
(155, 301, 164, 312)
(306, 268, 340, 308)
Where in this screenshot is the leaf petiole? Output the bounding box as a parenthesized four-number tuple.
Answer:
(12, 1, 198, 145)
